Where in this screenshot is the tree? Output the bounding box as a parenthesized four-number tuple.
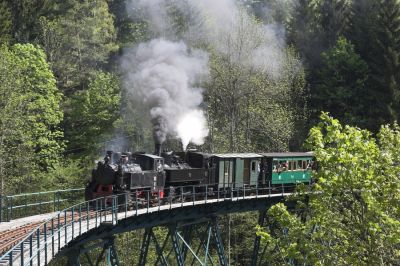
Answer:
(287, 0, 351, 68)
(287, 0, 317, 56)
(65, 72, 121, 155)
(0, 1, 13, 44)
(205, 13, 307, 152)
(350, 0, 379, 59)
(108, 0, 149, 48)
(0, 44, 63, 193)
(370, 0, 400, 126)
(37, 0, 118, 93)
(312, 37, 370, 127)
(319, 0, 352, 47)
(257, 113, 400, 265)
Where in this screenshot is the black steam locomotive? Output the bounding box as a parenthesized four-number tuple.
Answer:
(85, 145, 314, 202)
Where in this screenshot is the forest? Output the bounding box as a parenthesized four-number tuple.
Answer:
(0, 0, 399, 265)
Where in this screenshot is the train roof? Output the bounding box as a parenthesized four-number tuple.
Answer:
(212, 153, 262, 158)
(260, 152, 314, 158)
(188, 151, 212, 157)
(139, 154, 163, 159)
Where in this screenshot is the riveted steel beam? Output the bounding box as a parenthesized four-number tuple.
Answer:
(251, 210, 267, 266)
(170, 224, 185, 266)
(105, 237, 120, 266)
(65, 237, 120, 266)
(66, 248, 81, 266)
(150, 229, 169, 266)
(181, 225, 193, 262)
(138, 228, 151, 266)
(211, 217, 227, 266)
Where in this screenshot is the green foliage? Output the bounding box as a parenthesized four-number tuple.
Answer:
(370, 0, 400, 124)
(0, 44, 63, 194)
(205, 15, 308, 152)
(258, 113, 400, 265)
(319, 0, 352, 47)
(39, 159, 88, 190)
(0, 1, 13, 44)
(313, 37, 370, 127)
(66, 72, 121, 156)
(38, 0, 118, 92)
(12, 44, 64, 168)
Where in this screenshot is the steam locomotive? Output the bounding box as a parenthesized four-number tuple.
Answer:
(85, 144, 314, 202)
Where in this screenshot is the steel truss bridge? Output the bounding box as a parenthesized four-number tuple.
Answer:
(0, 183, 303, 266)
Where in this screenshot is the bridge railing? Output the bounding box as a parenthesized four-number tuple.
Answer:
(0, 189, 85, 222)
(0, 181, 308, 265)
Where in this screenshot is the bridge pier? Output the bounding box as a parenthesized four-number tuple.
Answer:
(65, 236, 120, 266)
(136, 216, 228, 266)
(251, 210, 267, 266)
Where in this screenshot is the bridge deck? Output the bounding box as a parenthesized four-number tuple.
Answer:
(0, 184, 296, 266)
(0, 213, 58, 233)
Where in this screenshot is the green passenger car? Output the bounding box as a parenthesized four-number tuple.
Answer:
(212, 153, 262, 188)
(260, 152, 314, 185)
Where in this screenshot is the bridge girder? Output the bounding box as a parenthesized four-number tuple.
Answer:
(137, 217, 227, 266)
(64, 211, 274, 266)
(56, 196, 296, 265)
(65, 236, 120, 266)
(60, 196, 290, 256)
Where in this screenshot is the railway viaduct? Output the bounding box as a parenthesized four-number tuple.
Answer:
(0, 184, 300, 266)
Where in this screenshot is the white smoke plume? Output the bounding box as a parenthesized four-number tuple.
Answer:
(185, 0, 286, 79)
(128, 0, 286, 78)
(123, 0, 288, 149)
(121, 39, 209, 150)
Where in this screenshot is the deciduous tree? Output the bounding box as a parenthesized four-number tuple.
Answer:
(257, 113, 400, 265)
(66, 72, 121, 155)
(38, 0, 118, 93)
(0, 44, 63, 193)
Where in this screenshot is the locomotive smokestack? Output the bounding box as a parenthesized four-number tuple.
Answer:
(155, 143, 162, 156)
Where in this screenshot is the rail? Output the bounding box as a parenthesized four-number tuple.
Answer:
(0, 189, 85, 223)
(0, 181, 308, 265)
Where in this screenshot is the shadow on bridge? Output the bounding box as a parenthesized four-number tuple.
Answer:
(0, 183, 303, 266)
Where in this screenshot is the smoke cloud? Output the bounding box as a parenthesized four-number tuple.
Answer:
(123, 0, 289, 149)
(121, 39, 209, 150)
(185, 0, 286, 79)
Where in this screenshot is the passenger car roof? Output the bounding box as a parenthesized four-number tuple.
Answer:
(212, 153, 262, 158)
(260, 152, 314, 158)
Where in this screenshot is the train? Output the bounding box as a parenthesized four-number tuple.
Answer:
(84, 145, 314, 202)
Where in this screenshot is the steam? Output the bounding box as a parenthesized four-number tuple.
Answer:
(121, 39, 209, 150)
(186, 0, 286, 79)
(123, 0, 289, 149)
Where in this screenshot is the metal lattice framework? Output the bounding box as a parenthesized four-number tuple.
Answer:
(0, 182, 306, 265)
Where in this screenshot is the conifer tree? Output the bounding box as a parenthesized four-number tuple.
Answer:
(0, 1, 13, 44)
(319, 0, 352, 48)
(350, 0, 378, 57)
(287, 0, 319, 65)
(313, 37, 369, 127)
(371, 0, 400, 125)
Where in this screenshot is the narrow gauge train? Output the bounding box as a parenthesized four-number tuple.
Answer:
(85, 145, 314, 202)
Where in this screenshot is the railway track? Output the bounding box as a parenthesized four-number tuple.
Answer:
(0, 210, 101, 257)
